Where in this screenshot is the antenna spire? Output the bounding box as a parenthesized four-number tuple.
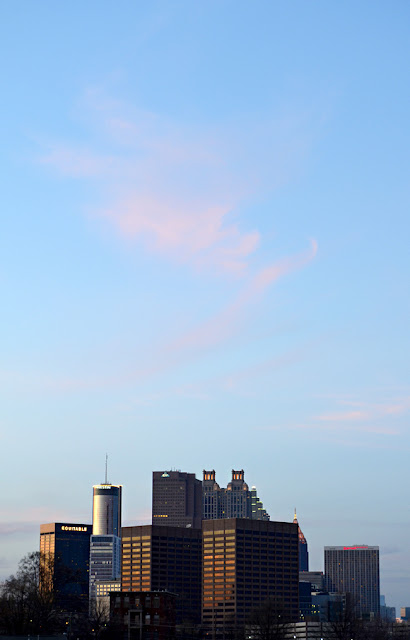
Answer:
(105, 454, 108, 484)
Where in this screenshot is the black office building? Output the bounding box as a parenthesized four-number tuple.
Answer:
(40, 522, 92, 612)
(152, 471, 202, 529)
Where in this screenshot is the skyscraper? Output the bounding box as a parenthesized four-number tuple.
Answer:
(202, 470, 270, 521)
(92, 483, 122, 536)
(89, 478, 122, 604)
(293, 510, 309, 571)
(250, 486, 270, 521)
(39, 522, 91, 612)
(324, 545, 380, 617)
(152, 470, 202, 528)
(202, 518, 299, 638)
(121, 524, 202, 624)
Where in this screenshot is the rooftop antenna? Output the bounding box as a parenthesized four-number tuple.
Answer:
(105, 453, 108, 484)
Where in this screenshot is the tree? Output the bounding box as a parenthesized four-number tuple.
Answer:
(327, 594, 365, 640)
(0, 551, 57, 635)
(247, 598, 289, 640)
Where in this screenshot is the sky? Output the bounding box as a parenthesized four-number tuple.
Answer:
(0, 0, 409, 612)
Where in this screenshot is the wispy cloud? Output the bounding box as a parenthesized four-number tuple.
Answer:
(315, 396, 410, 427)
(38, 86, 317, 276)
(316, 410, 369, 422)
(166, 239, 317, 354)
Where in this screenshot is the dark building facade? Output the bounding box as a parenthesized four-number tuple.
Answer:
(202, 518, 299, 638)
(203, 470, 269, 521)
(121, 525, 202, 625)
(39, 522, 92, 612)
(152, 471, 202, 529)
(324, 545, 380, 617)
(110, 591, 176, 640)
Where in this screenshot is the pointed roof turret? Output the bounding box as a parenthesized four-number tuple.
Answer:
(293, 508, 306, 544)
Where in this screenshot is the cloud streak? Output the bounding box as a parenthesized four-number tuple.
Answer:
(38, 87, 317, 276)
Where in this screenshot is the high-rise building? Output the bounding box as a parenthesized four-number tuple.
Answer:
(121, 524, 202, 624)
(39, 522, 91, 612)
(89, 480, 122, 604)
(92, 483, 122, 536)
(324, 545, 380, 617)
(250, 486, 270, 521)
(202, 518, 299, 638)
(152, 470, 202, 529)
(203, 470, 221, 519)
(202, 470, 270, 521)
(89, 534, 121, 600)
(293, 510, 308, 571)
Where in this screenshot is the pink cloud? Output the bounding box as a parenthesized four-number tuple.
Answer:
(316, 410, 369, 422)
(102, 194, 260, 274)
(38, 89, 319, 276)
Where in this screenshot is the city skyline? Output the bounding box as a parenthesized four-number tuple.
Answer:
(1, 1, 409, 615)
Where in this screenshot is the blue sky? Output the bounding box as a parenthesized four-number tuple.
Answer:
(1, 1, 409, 611)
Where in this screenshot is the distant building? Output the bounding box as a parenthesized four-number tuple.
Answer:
(324, 545, 380, 617)
(202, 518, 299, 638)
(401, 606, 410, 620)
(202, 469, 270, 521)
(89, 534, 121, 602)
(121, 524, 202, 625)
(250, 486, 270, 520)
(293, 510, 308, 571)
(152, 471, 202, 529)
(110, 590, 176, 640)
(92, 483, 122, 536)
(39, 522, 91, 612)
(310, 591, 344, 622)
(298, 580, 312, 620)
(90, 481, 122, 604)
(299, 571, 324, 591)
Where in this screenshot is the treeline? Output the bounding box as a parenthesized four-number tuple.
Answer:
(0, 552, 119, 639)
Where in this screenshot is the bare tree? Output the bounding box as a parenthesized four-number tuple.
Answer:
(248, 598, 289, 640)
(327, 594, 365, 640)
(0, 551, 57, 635)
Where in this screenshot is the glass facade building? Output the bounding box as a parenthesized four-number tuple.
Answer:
(92, 484, 122, 536)
(39, 522, 91, 612)
(89, 534, 121, 600)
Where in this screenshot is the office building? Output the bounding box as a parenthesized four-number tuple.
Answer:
(202, 470, 270, 521)
(401, 607, 410, 621)
(202, 518, 299, 638)
(121, 524, 202, 625)
(324, 545, 380, 617)
(152, 471, 202, 529)
(293, 511, 308, 571)
(299, 571, 324, 591)
(380, 596, 395, 621)
(89, 534, 121, 602)
(90, 480, 122, 603)
(39, 522, 91, 612)
(250, 486, 270, 520)
(92, 483, 122, 536)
